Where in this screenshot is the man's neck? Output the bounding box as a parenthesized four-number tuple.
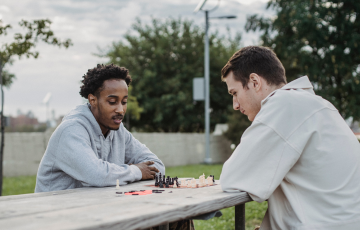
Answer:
(260, 83, 286, 101)
(89, 105, 109, 137)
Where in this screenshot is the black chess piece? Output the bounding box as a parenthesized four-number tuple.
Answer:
(163, 175, 165, 183)
(176, 179, 179, 187)
(165, 181, 169, 188)
(212, 175, 215, 183)
(159, 181, 164, 188)
(155, 175, 159, 186)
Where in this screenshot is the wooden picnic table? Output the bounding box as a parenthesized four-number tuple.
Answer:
(0, 179, 252, 230)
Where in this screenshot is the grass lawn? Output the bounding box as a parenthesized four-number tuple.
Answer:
(3, 164, 267, 230)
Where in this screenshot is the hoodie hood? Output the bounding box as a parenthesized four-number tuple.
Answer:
(62, 103, 105, 137)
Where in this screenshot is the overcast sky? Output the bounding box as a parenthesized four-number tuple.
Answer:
(0, 0, 273, 122)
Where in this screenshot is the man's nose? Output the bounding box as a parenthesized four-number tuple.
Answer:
(233, 97, 240, 110)
(116, 104, 125, 115)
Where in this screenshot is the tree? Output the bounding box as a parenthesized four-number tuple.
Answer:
(223, 110, 252, 145)
(245, 0, 360, 120)
(102, 18, 241, 132)
(124, 85, 144, 130)
(0, 19, 72, 195)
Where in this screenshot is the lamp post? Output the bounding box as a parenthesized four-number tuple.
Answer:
(194, 0, 236, 164)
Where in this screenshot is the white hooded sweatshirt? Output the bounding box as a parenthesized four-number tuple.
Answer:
(220, 76, 360, 230)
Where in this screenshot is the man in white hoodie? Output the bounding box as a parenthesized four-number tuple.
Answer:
(220, 46, 360, 229)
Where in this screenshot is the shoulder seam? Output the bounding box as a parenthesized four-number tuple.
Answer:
(255, 121, 301, 155)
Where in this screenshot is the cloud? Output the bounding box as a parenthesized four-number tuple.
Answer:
(0, 5, 10, 12)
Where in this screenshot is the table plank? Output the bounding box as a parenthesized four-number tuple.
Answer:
(0, 180, 252, 230)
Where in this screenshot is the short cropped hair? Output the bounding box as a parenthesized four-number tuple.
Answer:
(79, 64, 132, 98)
(221, 46, 287, 88)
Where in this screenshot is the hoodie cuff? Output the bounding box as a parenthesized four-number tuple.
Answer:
(129, 165, 142, 181)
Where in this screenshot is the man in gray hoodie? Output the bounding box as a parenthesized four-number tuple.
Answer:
(35, 64, 165, 192)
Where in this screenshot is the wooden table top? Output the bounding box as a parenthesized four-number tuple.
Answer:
(0, 179, 251, 230)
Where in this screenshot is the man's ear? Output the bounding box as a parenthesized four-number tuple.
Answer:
(88, 94, 97, 107)
(249, 73, 262, 92)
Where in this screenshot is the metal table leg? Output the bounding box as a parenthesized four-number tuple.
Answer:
(159, 223, 169, 230)
(235, 203, 245, 230)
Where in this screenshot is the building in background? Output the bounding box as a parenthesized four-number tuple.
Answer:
(4, 110, 46, 132)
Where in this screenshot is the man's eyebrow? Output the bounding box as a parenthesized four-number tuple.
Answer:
(107, 95, 119, 98)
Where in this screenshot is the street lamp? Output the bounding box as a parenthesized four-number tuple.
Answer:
(194, 0, 237, 164)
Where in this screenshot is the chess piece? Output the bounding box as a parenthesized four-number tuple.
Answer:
(159, 181, 164, 188)
(186, 180, 191, 188)
(199, 174, 205, 187)
(155, 175, 159, 186)
(173, 182, 177, 188)
(116, 179, 120, 190)
(207, 176, 213, 186)
(191, 178, 197, 188)
(165, 181, 169, 188)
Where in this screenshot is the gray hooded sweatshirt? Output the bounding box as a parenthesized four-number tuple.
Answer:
(35, 103, 165, 192)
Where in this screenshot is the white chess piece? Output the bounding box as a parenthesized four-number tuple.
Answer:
(173, 182, 177, 188)
(207, 176, 213, 186)
(116, 179, 120, 189)
(191, 178, 197, 188)
(199, 174, 205, 187)
(187, 180, 192, 188)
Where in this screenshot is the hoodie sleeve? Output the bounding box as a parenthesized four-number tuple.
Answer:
(220, 121, 300, 203)
(123, 128, 165, 177)
(54, 125, 140, 187)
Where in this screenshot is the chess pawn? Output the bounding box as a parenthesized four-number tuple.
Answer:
(116, 179, 120, 190)
(207, 176, 213, 186)
(191, 178, 197, 188)
(155, 175, 159, 186)
(173, 182, 177, 188)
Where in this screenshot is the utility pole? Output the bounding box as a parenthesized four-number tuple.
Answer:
(194, 0, 236, 164)
(0, 58, 4, 196)
(204, 10, 211, 163)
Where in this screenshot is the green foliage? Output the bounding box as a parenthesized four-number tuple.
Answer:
(245, 0, 360, 120)
(102, 18, 240, 132)
(1, 70, 15, 88)
(223, 110, 252, 145)
(0, 19, 72, 87)
(4, 165, 267, 230)
(127, 85, 144, 120)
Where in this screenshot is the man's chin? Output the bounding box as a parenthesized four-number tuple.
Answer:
(109, 126, 120, 131)
(105, 124, 121, 131)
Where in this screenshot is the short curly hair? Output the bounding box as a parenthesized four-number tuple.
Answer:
(79, 64, 132, 98)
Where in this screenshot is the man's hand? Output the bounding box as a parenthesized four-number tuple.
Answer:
(133, 161, 159, 180)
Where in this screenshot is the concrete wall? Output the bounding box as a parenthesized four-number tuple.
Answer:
(3, 130, 233, 177)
